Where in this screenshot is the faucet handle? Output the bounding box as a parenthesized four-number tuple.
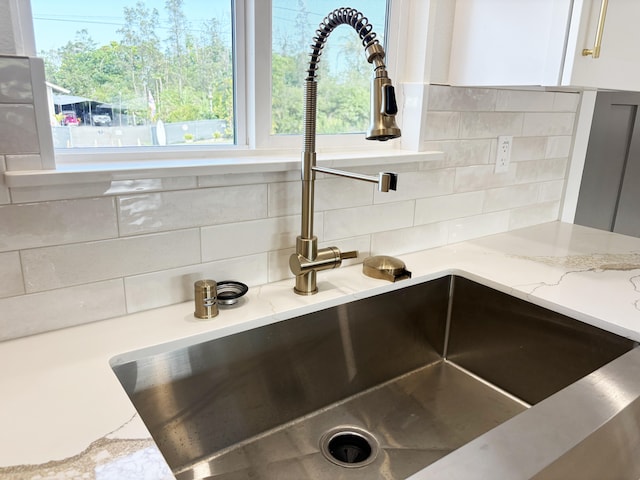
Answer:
(378, 172, 398, 192)
(290, 247, 357, 276)
(340, 250, 358, 260)
(382, 85, 398, 115)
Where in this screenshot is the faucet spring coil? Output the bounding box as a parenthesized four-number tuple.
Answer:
(307, 7, 378, 80)
(303, 81, 317, 152)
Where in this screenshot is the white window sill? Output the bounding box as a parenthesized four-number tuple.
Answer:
(3, 149, 443, 188)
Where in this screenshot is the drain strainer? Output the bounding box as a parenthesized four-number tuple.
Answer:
(320, 427, 379, 468)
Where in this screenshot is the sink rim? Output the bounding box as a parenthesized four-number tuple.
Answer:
(110, 270, 640, 371)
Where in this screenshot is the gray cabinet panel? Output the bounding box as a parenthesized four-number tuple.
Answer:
(575, 92, 640, 237)
(612, 108, 640, 237)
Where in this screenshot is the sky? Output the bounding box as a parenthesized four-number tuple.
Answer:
(30, 0, 233, 52)
(30, 0, 386, 54)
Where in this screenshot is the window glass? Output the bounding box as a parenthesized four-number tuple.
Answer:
(271, 0, 387, 136)
(30, 0, 234, 149)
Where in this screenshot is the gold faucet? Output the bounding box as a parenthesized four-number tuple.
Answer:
(289, 7, 401, 295)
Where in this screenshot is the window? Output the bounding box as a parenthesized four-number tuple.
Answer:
(25, 0, 392, 159)
(31, 0, 234, 149)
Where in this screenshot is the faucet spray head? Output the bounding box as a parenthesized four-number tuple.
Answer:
(366, 72, 401, 141)
(364, 44, 401, 141)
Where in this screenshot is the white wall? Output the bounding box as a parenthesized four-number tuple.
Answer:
(0, 53, 580, 340)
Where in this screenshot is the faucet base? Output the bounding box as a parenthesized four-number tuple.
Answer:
(290, 239, 358, 295)
(294, 271, 318, 296)
(293, 286, 318, 296)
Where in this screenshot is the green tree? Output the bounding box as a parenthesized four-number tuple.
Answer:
(46, 29, 97, 95)
(195, 18, 233, 127)
(272, 53, 303, 134)
(164, 0, 188, 97)
(118, 0, 163, 104)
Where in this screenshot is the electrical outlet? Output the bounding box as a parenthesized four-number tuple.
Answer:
(494, 135, 513, 173)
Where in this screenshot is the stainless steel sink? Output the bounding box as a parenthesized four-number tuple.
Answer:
(111, 275, 640, 479)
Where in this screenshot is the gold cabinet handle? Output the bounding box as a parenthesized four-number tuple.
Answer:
(582, 0, 609, 58)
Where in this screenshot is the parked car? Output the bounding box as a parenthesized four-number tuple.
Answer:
(91, 113, 112, 126)
(61, 111, 79, 126)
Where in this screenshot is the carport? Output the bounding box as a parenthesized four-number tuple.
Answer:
(52, 94, 115, 125)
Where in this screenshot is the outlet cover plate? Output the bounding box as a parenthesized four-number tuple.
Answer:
(495, 135, 513, 173)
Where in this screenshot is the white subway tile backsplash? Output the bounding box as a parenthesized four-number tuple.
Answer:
(424, 112, 460, 140)
(323, 201, 415, 241)
(515, 158, 568, 184)
(460, 112, 523, 139)
(454, 164, 518, 193)
(11, 177, 197, 203)
(268, 176, 373, 217)
(267, 182, 298, 217)
(553, 92, 580, 112)
(199, 171, 298, 188)
(0, 198, 118, 252)
(22, 229, 201, 292)
(11, 182, 114, 203)
(0, 104, 39, 154)
(0, 279, 126, 342)
(124, 253, 267, 313)
(315, 176, 375, 210)
(522, 113, 575, 136)
(268, 248, 295, 283)
(545, 136, 572, 159)
(421, 139, 492, 167)
(201, 213, 322, 262)
(107, 177, 198, 194)
(0, 251, 24, 298)
(510, 137, 547, 162)
(483, 184, 540, 212)
(447, 211, 510, 244)
(509, 201, 560, 230)
(118, 184, 267, 235)
(415, 191, 484, 225)
(428, 86, 497, 111)
(538, 180, 565, 202)
(374, 169, 455, 204)
(345, 162, 423, 175)
(371, 223, 448, 256)
(496, 90, 555, 112)
(0, 57, 32, 103)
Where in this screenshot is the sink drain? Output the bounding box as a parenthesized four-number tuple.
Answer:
(320, 427, 379, 468)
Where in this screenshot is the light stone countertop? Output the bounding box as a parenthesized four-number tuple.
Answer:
(1, 221, 639, 479)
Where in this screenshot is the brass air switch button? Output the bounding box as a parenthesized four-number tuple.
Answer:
(362, 255, 411, 282)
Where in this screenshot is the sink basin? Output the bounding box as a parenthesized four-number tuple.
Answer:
(111, 275, 639, 479)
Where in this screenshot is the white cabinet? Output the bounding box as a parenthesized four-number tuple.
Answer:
(447, 0, 640, 91)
